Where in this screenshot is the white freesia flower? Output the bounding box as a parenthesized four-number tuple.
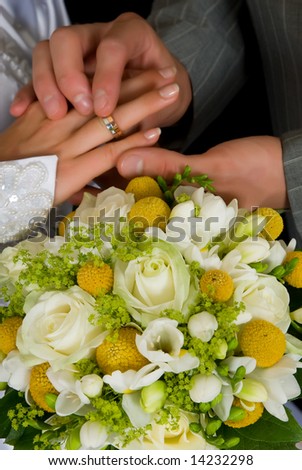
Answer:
(47, 368, 103, 416)
(291, 308, 302, 324)
(74, 187, 134, 226)
(233, 274, 290, 331)
(124, 410, 216, 450)
(136, 318, 199, 372)
(248, 355, 302, 421)
(0, 350, 31, 391)
(235, 378, 268, 402)
(189, 373, 222, 403)
(16, 286, 107, 370)
(262, 238, 296, 273)
(103, 364, 164, 393)
(114, 240, 192, 325)
(233, 237, 270, 264)
(80, 421, 108, 449)
(167, 187, 238, 250)
(188, 311, 218, 342)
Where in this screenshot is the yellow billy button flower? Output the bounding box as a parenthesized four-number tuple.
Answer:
(125, 176, 163, 201)
(58, 210, 76, 237)
(77, 262, 113, 297)
(225, 398, 264, 428)
(128, 196, 171, 231)
(96, 327, 149, 375)
(255, 207, 284, 241)
(283, 251, 302, 288)
(29, 362, 58, 412)
(239, 319, 286, 368)
(0, 316, 23, 355)
(199, 269, 234, 302)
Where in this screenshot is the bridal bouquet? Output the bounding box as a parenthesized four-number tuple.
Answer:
(0, 167, 302, 450)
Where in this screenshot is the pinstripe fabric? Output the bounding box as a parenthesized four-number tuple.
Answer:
(246, 1, 302, 246)
(148, 0, 302, 245)
(148, 0, 246, 148)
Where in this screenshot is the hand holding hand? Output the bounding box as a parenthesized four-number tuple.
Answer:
(10, 13, 192, 130)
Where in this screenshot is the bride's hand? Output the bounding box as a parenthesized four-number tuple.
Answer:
(0, 70, 179, 160)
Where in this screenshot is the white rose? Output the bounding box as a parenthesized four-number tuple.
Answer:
(16, 286, 107, 370)
(233, 274, 291, 331)
(124, 410, 216, 450)
(74, 187, 134, 226)
(113, 240, 191, 325)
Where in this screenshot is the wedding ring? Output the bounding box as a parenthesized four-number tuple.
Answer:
(101, 115, 123, 138)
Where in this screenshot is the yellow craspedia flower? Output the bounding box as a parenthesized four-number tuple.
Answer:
(255, 207, 284, 240)
(239, 319, 286, 367)
(29, 362, 58, 412)
(0, 316, 23, 355)
(96, 327, 149, 375)
(225, 398, 264, 428)
(77, 262, 113, 296)
(125, 176, 163, 201)
(283, 251, 302, 288)
(58, 210, 76, 237)
(199, 269, 234, 302)
(128, 196, 171, 231)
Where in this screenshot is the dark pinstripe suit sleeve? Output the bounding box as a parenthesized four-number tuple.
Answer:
(148, 0, 246, 149)
(282, 131, 302, 244)
(247, 1, 302, 244)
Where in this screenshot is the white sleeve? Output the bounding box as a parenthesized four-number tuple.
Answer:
(0, 155, 58, 244)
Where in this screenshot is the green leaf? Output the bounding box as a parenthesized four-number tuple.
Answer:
(0, 389, 20, 438)
(5, 425, 40, 450)
(221, 409, 302, 450)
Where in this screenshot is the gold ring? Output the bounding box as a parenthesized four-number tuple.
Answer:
(101, 115, 123, 138)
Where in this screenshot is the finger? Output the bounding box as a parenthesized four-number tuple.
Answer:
(9, 82, 37, 117)
(58, 83, 179, 158)
(54, 127, 161, 204)
(118, 67, 177, 104)
(32, 40, 69, 119)
(91, 13, 175, 116)
(117, 147, 202, 180)
(48, 25, 105, 116)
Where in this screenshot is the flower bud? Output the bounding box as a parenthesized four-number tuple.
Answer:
(227, 406, 246, 422)
(236, 378, 268, 402)
(291, 308, 302, 324)
(140, 380, 167, 413)
(206, 419, 222, 436)
(224, 437, 240, 448)
(188, 312, 218, 342)
(80, 374, 103, 398)
(214, 340, 228, 360)
(44, 393, 57, 411)
(80, 421, 108, 449)
(0, 382, 7, 391)
(66, 428, 81, 450)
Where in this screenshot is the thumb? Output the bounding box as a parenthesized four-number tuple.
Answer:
(117, 147, 203, 180)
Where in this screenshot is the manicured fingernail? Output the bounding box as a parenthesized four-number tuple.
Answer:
(74, 93, 93, 114)
(158, 66, 177, 79)
(94, 89, 109, 111)
(144, 128, 161, 140)
(159, 83, 179, 99)
(43, 95, 61, 117)
(120, 155, 144, 177)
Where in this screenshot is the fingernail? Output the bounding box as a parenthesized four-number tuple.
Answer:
(74, 93, 93, 114)
(94, 89, 109, 112)
(158, 66, 177, 79)
(43, 95, 61, 117)
(120, 155, 144, 178)
(159, 83, 179, 99)
(144, 128, 161, 140)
